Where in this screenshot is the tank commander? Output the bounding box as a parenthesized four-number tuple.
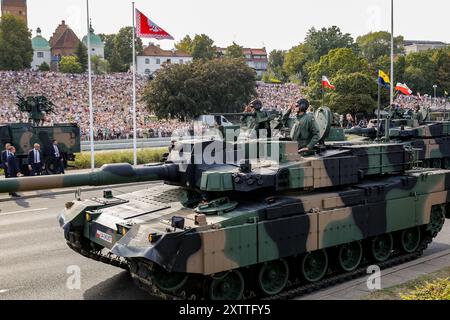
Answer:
(240, 99, 271, 137)
(290, 99, 320, 155)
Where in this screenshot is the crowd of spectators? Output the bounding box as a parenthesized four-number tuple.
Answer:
(394, 94, 449, 110)
(0, 71, 192, 140)
(256, 82, 304, 111)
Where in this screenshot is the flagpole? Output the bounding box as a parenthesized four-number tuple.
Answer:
(86, 0, 95, 171)
(132, 1, 137, 166)
(377, 71, 381, 140)
(390, 0, 394, 105)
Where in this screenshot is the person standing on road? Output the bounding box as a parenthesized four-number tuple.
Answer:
(7, 146, 23, 198)
(28, 143, 44, 176)
(49, 140, 65, 174)
(1, 143, 11, 178)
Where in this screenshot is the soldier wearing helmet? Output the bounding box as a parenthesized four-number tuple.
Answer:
(241, 99, 271, 137)
(290, 99, 320, 154)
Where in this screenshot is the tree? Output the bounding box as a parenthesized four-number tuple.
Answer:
(356, 31, 405, 64)
(38, 62, 50, 71)
(306, 48, 377, 114)
(59, 56, 83, 74)
(142, 59, 256, 120)
(110, 27, 143, 72)
(0, 14, 33, 70)
(432, 48, 450, 96)
(91, 55, 110, 74)
(225, 42, 244, 59)
(283, 43, 315, 83)
(75, 41, 88, 72)
(175, 35, 193, 54)
(304, 26, 358, 61)
(404, 51, 436, 95)
(190, 34, 216, 60)
(98, 33, 116, 62)
(267, 49, 287, 82)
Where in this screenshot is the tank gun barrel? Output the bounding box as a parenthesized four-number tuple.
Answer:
(0, 163, 179, 194)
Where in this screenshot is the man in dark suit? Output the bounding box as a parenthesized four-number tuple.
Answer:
(28, 143, 44, 176)
(7, 146, 23, 198)
(49, 139, 65, 174)
(1, 143, 11, 178)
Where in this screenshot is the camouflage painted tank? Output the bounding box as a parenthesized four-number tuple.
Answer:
(1, 107, 449, 300)
(0, 94, 81, 174)
(345, 106, 450, 169)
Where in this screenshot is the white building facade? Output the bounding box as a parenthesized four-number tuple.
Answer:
(82, 27, 105, 58)
(31, 28, 51, 70)
(137, 44, 192, 76)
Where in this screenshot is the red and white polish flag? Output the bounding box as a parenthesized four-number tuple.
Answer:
(322, 76, 336, 90)
(395, 83, 413, 96)
(136, 9, 174, 40)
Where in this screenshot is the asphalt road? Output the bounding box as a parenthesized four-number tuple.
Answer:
(0, 184, 153, 300)
(0, 186, 449, 300)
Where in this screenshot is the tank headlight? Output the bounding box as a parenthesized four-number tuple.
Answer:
(148, 233, 161, 243)
(85, 213, 91, 222)
(121, 227, 127, 236)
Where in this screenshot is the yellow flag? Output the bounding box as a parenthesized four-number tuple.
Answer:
(378, 70, 390, 85)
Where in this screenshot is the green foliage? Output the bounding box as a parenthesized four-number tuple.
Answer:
(356, 31, 404, 63)
(306, 48, 378, 114)
(404, 50, 438, 95)
(0, 14, 33, 71)
(175, 35, 193, 54)
(283, 43, 315, 83)
(73, 148, 166, 169)
(225, 42, 245, 59)
(110, 27, 144, 72)
(305, 26, 358, 61)
(91, 55, 110, 74)
(400, 278, 450, 300)
(59, 56, 83, 74)
(191, 34, 216, 60)
(75, 41, 88, 72)
(142, 58, 256, 120)
(267, 49, 287, 82)
(38, 61, 50, 72)
(98, 33, 116, 61)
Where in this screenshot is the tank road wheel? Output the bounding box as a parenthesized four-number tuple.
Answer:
(152, 265, 189, 293)
(432, 158, 442, 169)
(427, 206, 446, 237)
(443, 158, 450, 169)
(209, 270, 245, 300)
(338, 241, 363, 272)
(370, 233, 393, 262)
(301, 250, 329, 283)
(400, 227, 421, 253)
(257, 259, 289, 296)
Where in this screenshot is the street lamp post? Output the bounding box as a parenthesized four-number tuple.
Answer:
(433, 85, 438, 101)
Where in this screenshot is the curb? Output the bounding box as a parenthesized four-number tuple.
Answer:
(0, 181, 155, 203)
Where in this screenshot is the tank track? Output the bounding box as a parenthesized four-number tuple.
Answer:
(65, 231, 434, 301)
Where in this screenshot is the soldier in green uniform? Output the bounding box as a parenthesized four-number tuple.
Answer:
(241, 99, 271, 138)
(290, 99, 320, 154)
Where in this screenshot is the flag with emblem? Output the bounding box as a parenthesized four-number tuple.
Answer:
(135, 9, 174, 39)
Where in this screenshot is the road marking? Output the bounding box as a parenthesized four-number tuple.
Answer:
(0, 208, 48, 216)
(0, 289, 9, 294)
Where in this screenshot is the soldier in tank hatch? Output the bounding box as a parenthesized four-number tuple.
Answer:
(290, 99, 320, 155)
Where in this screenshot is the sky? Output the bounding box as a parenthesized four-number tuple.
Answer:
(19, 0, 450, 52)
